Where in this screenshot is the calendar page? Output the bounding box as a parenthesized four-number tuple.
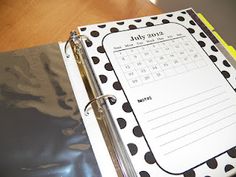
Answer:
(103, 23, 236, 173)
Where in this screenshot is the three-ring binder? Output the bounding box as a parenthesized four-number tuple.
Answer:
(64, 31, 137, 177)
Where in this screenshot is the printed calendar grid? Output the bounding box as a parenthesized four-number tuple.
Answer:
(114, 36, 207, 88)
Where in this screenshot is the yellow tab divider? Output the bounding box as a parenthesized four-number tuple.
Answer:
(197, 13, 236, 59)
(213, 31, 236, 59)
(198, 13, 214, 31)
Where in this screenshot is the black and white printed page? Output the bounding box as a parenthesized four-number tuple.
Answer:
(103, 23, 236, 173)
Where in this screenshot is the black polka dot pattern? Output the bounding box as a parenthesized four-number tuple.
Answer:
(200, 32, 207, 38)
(162, 19, 170, 24)
(104, 63, 113, 71)
(85, 40, 93, 47)
(183, 169, 196, 177)
(122, 102, 132, 113)
(144, 151, 156, 164)
(146, 22, 154, 27)
(134, 19, 142, 22)
(209, 55, 217, 62)
(97, 46, 105, 53)
(98, 24, 106, 28)
(129, 24, 137, 30)
(221, 70, 230, 78)
(189, 20, 196, 26)
(127, 143, 138, 155)
(91, 56, 100, 64)
(79, 10, 236, 176)
(139, 171, 150, 177)
(90, 30, 99, 37)
(99, 75, 107, 83)
(177, 16, 185, 21)
(133, 126, 143, 137)
(223, 60, 231, 67)
(198, 41, 206, 47)
(206, 158, 218, 169)
(108, 97, 116, 105)
(110, 27, 119, 33)
(227, 147, 236, 158)
(151, 16, 158, 20)
(166, 14, 173, 17)
(117, 118, 126, 129)
(188, 28, 195, 34)
(224, 164, 234, 172)
(117, 21, 124, 25)
(80, 27, 86, 31)
(113, 81, 122, 90)
(211, 45, 218, 52)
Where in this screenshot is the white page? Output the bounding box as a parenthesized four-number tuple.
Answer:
(103, 23, 236, 174)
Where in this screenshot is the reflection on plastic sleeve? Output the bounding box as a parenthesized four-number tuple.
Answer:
(0, 44, 101, 177)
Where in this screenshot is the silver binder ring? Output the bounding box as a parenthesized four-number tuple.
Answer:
(64, 37, 71, 58)
(64, 31, 91, 58)
(84, 94, 117, 116)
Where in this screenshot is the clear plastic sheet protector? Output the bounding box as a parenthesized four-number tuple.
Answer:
(0, 43, 102, 177)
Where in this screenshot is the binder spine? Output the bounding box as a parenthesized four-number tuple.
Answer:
(65, 31, 137, 177)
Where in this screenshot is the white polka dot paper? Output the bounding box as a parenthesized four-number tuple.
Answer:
(78, 8, 236, 177)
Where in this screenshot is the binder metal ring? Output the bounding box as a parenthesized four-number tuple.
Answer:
(64, 31, 91, 58)
(64, 37, 71, 58)
(84, 94, 117, 116)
